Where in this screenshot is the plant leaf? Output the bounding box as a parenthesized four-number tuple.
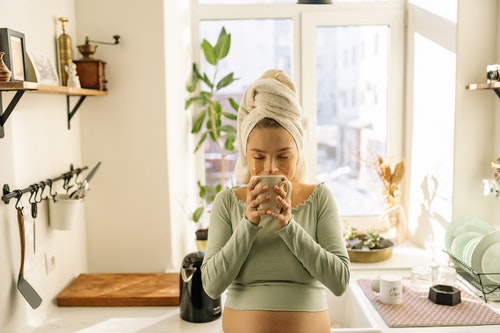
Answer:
(222, 112, 237, 121)
(216, 72, 236, 90)
(202, 39, 217, 65)
(214, 27, 231, 60)
(191, 110, 206, 133)
(194, 132, 208, 152)
(192, 206, 204, 223)
(228, 97, 239, 112)
(224, 134, 236, 151)
(219, 124, 236, 134)
(391, 161, 405, 185)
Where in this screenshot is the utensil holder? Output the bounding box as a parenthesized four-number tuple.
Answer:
(48, 194, 83, 230)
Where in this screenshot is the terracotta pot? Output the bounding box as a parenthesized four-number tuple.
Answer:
(0, 52, 12, 82)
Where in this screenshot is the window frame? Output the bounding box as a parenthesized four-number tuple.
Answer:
(192, 0, 405, 225)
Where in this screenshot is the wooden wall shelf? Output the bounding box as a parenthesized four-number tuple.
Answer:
(466, 82, 500, 99)
(0, 81, 107, 138)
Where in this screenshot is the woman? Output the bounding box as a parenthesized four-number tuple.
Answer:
(201, 69, 350, 333)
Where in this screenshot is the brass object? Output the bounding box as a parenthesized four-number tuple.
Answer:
(0, 51, 12, 82)
(347, 246, 393, 263)
(76, 35, 120, 59)
(77, 37, 98, 59)
(57, 17, 73, 86)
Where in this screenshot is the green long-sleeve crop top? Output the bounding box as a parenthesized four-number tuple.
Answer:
(201, 183, 350, 311)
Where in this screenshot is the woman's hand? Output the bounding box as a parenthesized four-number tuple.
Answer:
(266, 176, 293, 230)
(245, 177, 271, 225)
(246, 176, 292, 229)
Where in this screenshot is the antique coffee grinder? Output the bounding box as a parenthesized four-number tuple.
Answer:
(74, 35, 120, 91)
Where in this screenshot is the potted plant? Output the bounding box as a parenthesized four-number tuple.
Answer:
(185, 27, 239, 250)
(343, 220, 395, 263)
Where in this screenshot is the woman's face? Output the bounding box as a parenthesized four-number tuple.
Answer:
(246, 127, 299, 180)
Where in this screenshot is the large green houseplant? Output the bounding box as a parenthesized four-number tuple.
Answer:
(185, 27, 239, 248)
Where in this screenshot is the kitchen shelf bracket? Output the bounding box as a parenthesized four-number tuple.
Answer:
(466, 82, 500, 99)
(0, 82, 106, 139)
(67, 95, 87, 129)
(493, 88, 500, 99)
(0, 90, 26, 138)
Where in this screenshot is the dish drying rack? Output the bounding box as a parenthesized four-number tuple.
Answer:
(444, 250, 500, 302)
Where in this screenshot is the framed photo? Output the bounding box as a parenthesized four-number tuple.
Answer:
(0, 28, 28, 81)
(27, 50, 59, 85)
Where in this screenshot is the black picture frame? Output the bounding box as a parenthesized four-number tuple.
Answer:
(0, 28, 28, 81)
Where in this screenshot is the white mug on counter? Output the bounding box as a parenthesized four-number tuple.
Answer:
(371, 275, 403, 305)
(253, 175, 292, 213)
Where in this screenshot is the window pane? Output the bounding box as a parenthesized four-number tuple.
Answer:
(199, 19, 292, 187)
(316, 25, 389, 216)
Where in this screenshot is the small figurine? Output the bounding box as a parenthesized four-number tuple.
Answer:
(65, 63, 81, 88)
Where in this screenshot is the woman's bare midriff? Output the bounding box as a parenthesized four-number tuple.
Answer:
(222, 307, 331, 333)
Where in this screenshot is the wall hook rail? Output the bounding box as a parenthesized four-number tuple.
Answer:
(2, 164, 88, 205)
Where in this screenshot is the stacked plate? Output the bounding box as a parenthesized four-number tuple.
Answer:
(445, 217, 500, 285)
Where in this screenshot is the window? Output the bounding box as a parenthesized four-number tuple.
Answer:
(198, 19, 292, 188)
(194, 1, 404, 221)
(315, 25, 390, 216)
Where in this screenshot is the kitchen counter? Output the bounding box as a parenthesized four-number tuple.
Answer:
(21, 243, 500, 333)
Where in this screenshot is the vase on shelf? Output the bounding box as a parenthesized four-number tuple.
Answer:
(379, 204, 407, 243)
(0, 51, 12, 82)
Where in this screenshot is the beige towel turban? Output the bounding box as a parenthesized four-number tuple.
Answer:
(234, 69, 307, 184)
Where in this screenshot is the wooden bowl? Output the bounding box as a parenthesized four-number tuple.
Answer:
(347, 246, 393, 263)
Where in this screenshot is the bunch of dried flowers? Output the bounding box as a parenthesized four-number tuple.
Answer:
(375, 155, 405, 207)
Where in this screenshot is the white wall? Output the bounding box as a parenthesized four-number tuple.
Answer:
(453, 0, 497, 221)
(405, 0, 499, 249)
(0, 0, 88, 331)
(1, 0, 195, 331)
(75, 0, 195, 273)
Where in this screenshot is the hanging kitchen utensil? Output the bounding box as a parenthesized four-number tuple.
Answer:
(28, 185, 38, 254)
(69, 161, 101, 199)
(16, 193, 42, 309)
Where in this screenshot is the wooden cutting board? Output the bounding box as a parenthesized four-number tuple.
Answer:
(57, 273, 180, 306)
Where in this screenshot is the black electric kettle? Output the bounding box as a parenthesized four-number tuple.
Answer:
(179, 252, 221, 323)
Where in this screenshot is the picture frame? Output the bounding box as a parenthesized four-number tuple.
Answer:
(27, 50, 59, 85)
(0, 28, 28, 81)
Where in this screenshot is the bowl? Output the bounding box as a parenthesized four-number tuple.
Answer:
(347, 246, 393, 263)
(428, 284, 461, 306)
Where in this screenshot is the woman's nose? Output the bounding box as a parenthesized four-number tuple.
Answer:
(264, 158, 278, 173)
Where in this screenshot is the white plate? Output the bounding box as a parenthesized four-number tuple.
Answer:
(450, 231, 482, 260)
(462, 236, 482, 266)
(445, 217, 494, 252)
(471, 230, 500, 285)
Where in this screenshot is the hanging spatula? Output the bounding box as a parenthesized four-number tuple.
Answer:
(16, 207, 42, 309)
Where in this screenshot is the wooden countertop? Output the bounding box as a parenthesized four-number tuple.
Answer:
(56, 273, 180, 306)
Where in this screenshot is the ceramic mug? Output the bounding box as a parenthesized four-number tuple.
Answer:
(371, 275, 403, 304)
(254, 175, 292, 213)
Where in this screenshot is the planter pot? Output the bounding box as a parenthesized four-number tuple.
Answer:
(195, 228, 208, 252)
(347, 246, 393, 263)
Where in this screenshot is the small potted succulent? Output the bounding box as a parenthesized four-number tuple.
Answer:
(344, 220, 395, 263)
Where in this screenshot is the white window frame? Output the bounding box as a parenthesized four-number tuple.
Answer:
(192, 0, 405, 225)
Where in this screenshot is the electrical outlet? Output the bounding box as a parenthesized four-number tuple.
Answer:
(45, 251, 56, 274)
